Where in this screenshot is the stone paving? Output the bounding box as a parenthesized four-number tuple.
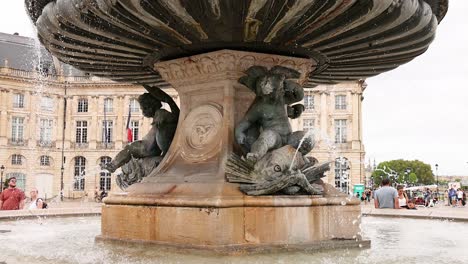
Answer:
(361, 201, 468, 221)
(0, 200, 102, 220)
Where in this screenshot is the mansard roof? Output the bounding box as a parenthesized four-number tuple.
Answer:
(0, 32, 84, 76)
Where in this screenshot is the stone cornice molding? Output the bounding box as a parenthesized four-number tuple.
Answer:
(154, 50, 315, 87)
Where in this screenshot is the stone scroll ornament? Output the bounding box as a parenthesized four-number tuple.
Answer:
(101, 85, 179, 189)
(227, 66, 330, 195)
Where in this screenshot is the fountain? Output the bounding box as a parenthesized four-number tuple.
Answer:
(25, 0, 448, 252)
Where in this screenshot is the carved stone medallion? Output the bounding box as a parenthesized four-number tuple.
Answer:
(181, 104, 223, 162)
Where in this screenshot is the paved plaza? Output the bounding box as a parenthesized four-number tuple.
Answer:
(361, 202, 468, 221)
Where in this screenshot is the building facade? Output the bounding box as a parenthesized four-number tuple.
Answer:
(0, 32, 365, 199)
(291, 82, 366, 194)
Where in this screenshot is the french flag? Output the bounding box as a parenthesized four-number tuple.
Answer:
(126, 106, 133, 142)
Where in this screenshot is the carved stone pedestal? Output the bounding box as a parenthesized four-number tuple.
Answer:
(101, 50, 367, 252)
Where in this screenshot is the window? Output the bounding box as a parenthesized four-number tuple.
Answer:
(102, 120, 113, 143)
(100, 157, 112, 191)
(335, 157, 350, 194)
(6, 173, 26, 190)
(75, 121, 88, 143)
(11, 117, 24, 143)
(13, 93, 24, 108)
(39, 119, 53, 145)
(130, 121, 139, 141)
(335, 119, 347, 143)
(129, 98, 140, 113)
(303, 119, 314, 133)
(303, 91, 314, 111)
(40, 155, 50, 166)
(74, 156, 86, 190)
(11, 154, 23, 165)
(41, 96, 54, 111)
(104, 98, 113, 113)
(77, 98, 88, 113)
(335, 95, 346, 110)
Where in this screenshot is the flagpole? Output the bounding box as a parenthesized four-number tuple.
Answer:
(103, 101, 108, 147)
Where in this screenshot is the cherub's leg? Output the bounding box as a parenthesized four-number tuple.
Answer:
(248, 130, 282, 163)
(102, 141, 155, 172)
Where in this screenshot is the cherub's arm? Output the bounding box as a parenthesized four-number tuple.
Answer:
(284, 80, 304, 105)
(143, 85, 180, 117)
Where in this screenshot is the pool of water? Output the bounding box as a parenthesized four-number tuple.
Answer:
(0, 216, 467, 264)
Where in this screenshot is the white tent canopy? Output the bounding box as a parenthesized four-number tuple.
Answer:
(404, 185, 438, 191)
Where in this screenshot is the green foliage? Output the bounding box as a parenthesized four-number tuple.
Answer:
(371, 159, 435, 186)
(408, 172, 418, 184)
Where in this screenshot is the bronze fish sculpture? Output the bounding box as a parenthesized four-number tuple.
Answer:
(226, 145, 330, 195)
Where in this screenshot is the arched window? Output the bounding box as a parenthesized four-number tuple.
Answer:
(74, 156, 86, 190)
(335, 157, 350, 194)
(40, 155, 51, 166)
(99, 157, 112, 191)
(6, 172, 26, 190)
(11, 154, 24, 165)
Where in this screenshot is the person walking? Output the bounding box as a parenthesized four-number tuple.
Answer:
(374, 178, 399, 209)
(0, 177, 26, 210)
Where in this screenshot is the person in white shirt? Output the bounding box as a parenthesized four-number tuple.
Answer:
(457, 189, 464, 207)
(27, 188, 39, 210)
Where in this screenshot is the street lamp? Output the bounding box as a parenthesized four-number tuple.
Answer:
(0, 165, 5, 192)
(435, 164, 439, 200)
(60, 166, 64, 201)
(404, 168, 411, 186)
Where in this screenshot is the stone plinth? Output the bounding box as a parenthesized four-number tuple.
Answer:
(101, 183, 364, 252)
(101, 50, 366, 252)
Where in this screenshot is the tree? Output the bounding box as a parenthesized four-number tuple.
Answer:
(408, 172, 418, 184)
(371, 159, 435, 187)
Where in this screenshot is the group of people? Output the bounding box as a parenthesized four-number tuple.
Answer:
(373, 178, 417, 209)
(372, 179, 467, 210)
(0, 177, 47, 210)
(447, 186, 466, 207)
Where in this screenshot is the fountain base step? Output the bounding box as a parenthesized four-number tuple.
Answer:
(100, 183, 366, 253)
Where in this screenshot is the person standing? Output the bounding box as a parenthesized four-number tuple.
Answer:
(457, 188, 464, 207)
(27, 188, 39, 210)
(449, 186, 457, 207)
(0, 177, 26, 210)
(374, 178, 399, 209)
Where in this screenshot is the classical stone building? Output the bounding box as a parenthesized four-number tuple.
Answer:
(0, 32, 179, 199)
(291, 82, 366, 194)
(0, 32, 365, 199)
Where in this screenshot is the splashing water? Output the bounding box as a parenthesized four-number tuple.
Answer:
(289, 129, 315, 170)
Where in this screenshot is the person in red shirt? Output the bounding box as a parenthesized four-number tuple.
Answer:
(0, 177, 26, 210)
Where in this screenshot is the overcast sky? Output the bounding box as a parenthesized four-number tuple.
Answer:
(1, 1, 467, 176)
